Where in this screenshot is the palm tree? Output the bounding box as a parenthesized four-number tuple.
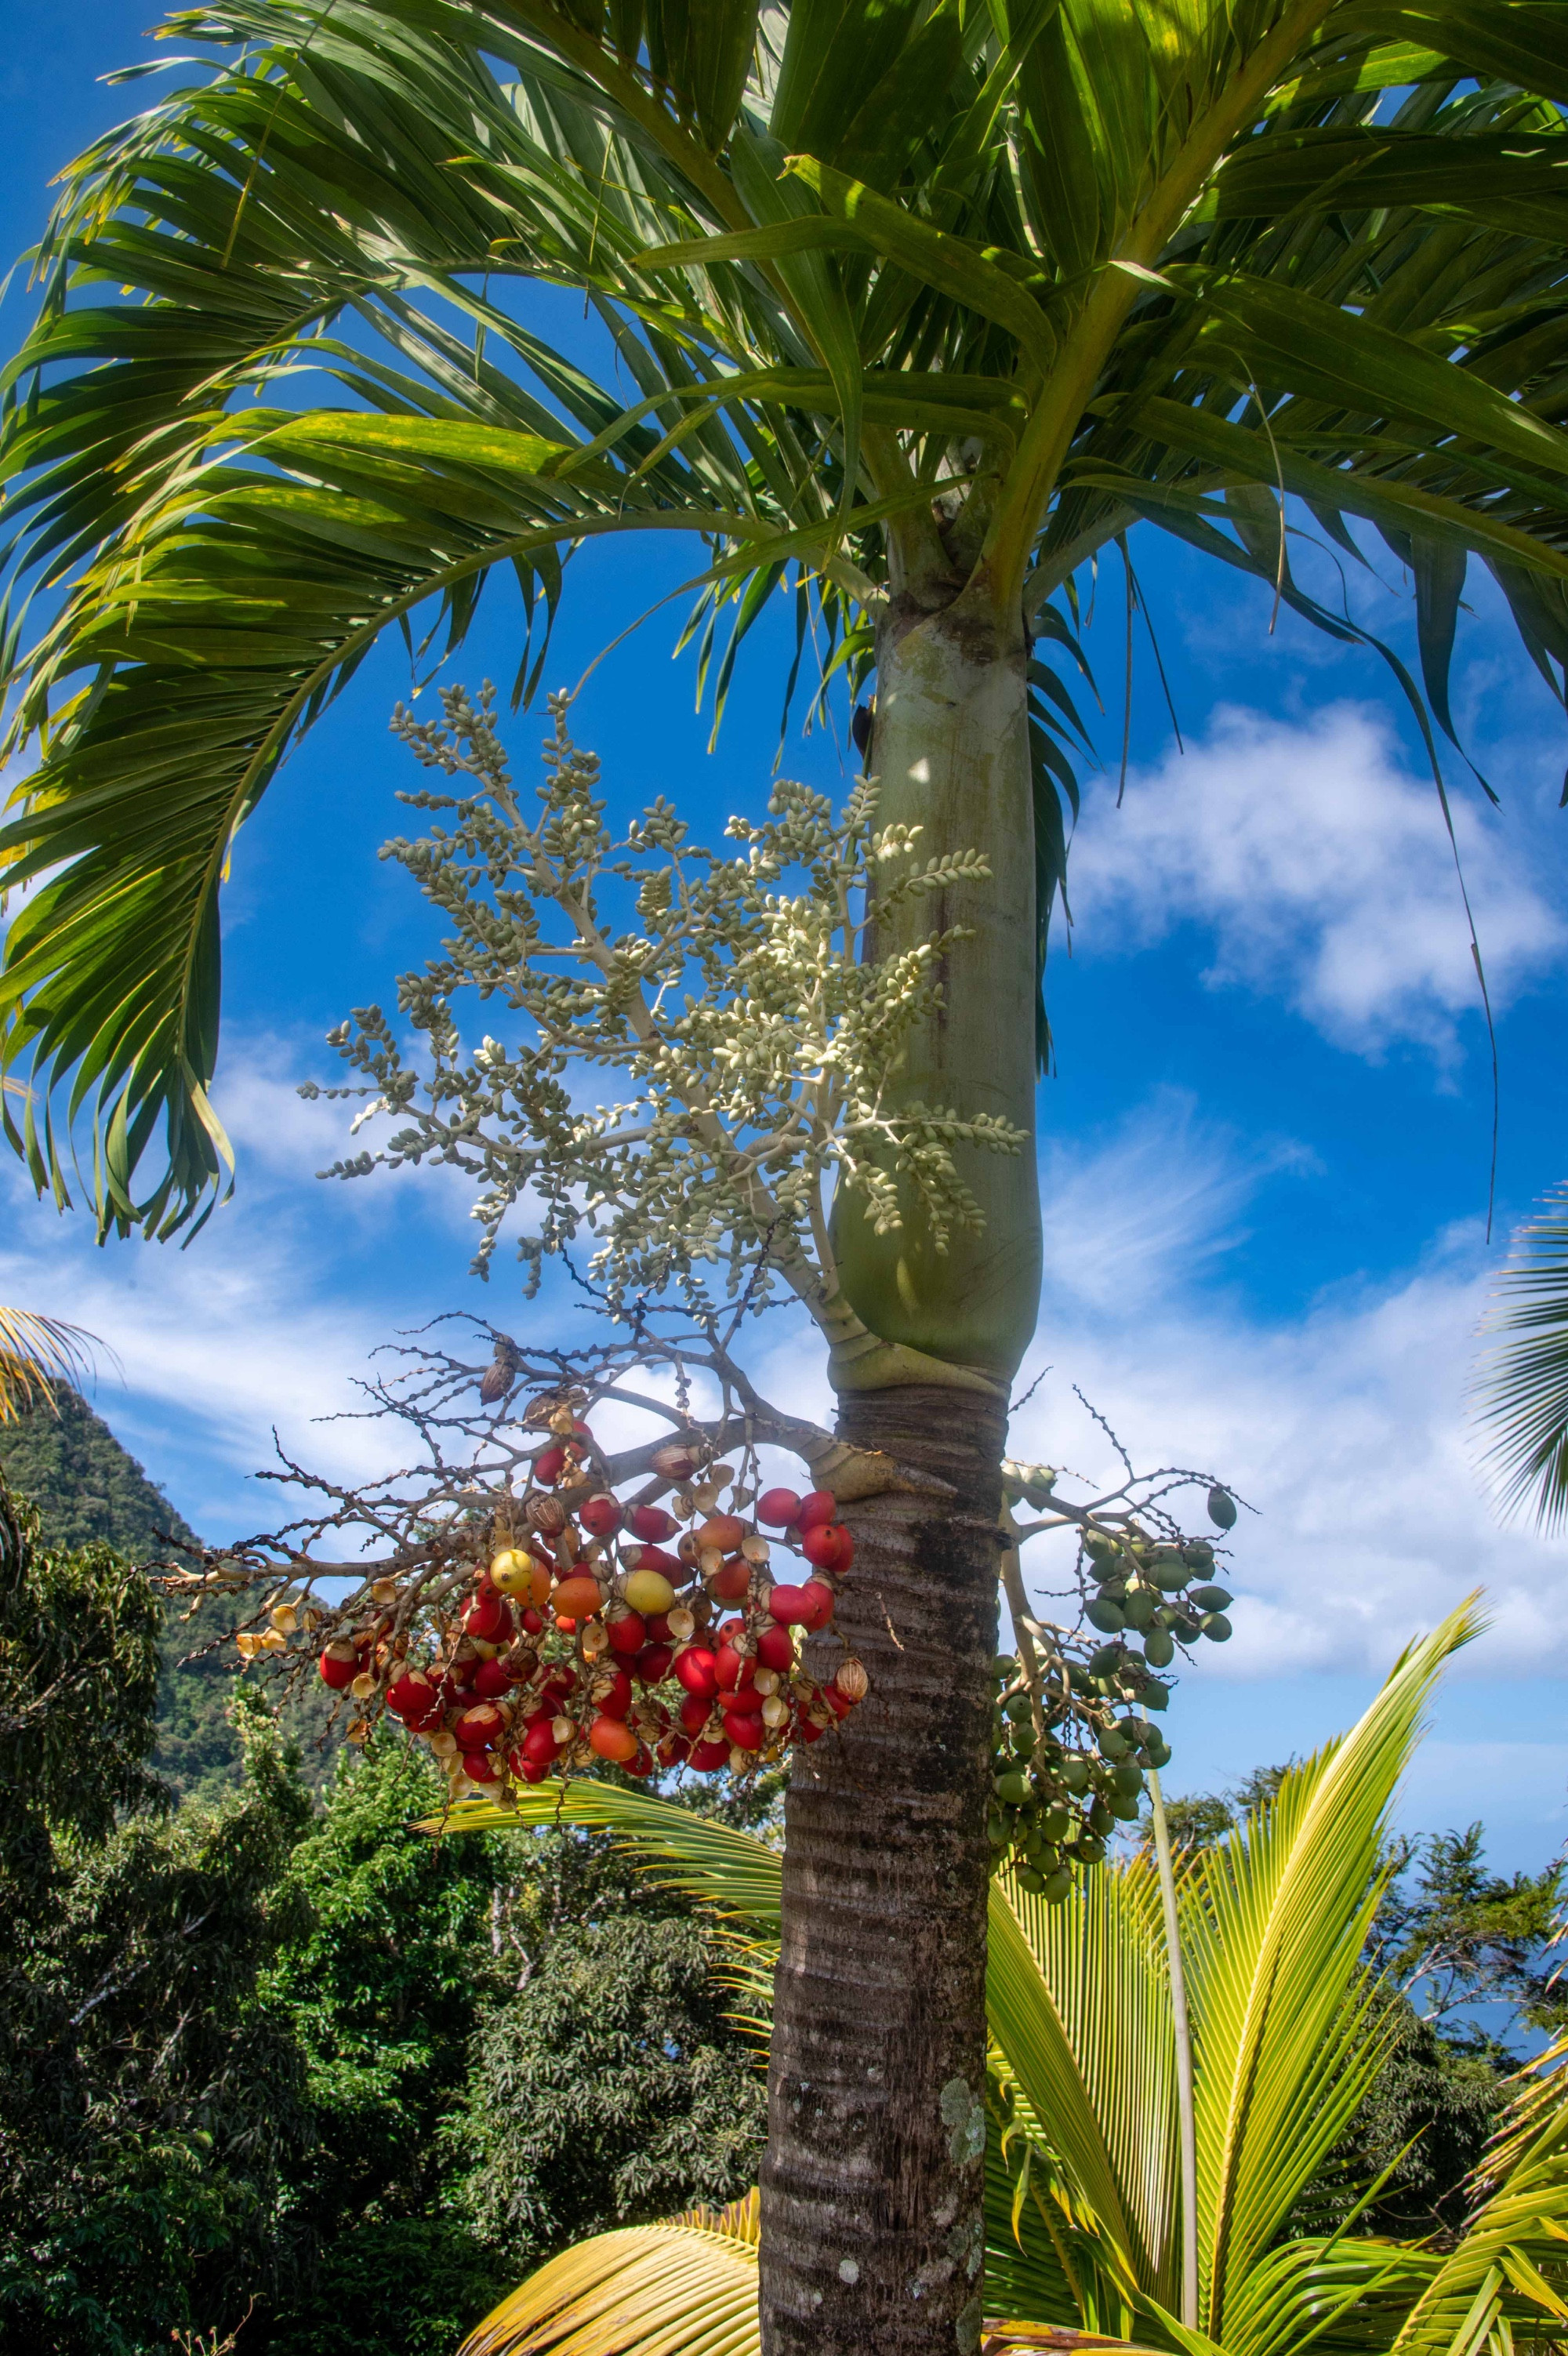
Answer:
(6, 5, 1568, 2341)
(446, 1602, 1568, 2356)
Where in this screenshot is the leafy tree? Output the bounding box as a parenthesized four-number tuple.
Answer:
(0, 1688, 315, 2356)
(463, 1911, 767, 2263)
(15, 3, 1568, 2339)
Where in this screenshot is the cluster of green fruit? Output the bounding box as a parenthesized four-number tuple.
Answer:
(1080, 1516, 1234, 1670)
(987, 1651, 1172, 1898)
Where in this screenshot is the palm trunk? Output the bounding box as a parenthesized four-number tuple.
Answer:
(829, 586, 1040, 1381)
(760, 1383, 1007, 2356)
(760, 570, 1040, 2349)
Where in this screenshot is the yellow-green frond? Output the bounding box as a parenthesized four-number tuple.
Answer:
(458, 2195, 762, 2356)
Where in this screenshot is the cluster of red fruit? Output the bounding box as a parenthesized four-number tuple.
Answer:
(308, 1427, 865, 1800)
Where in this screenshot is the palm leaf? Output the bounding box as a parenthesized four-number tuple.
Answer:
(0, 1305, 100, 1423)
(1185, 1597, 1484, 2351)
(457, 2193, 762, 2356)
(11, 0, 1568, 1222)
(1473, 1185, 1568, 1532)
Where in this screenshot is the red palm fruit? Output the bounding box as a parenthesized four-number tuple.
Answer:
(520, 1759, 550, 1784)
(794, 1714, 826, 1743)
(456, 1701, 505, 1751)
(463, 1749, 503, 1783)
(606, 1610, 646, 1656)
(579, 1492, 622, 1538)
(643, 1612, 673, 1643)
(521, 1719, 561, 1764)
(798, 1579, 836, 1632)
(318, 1643, 358, 1690)
(689, 1737, 729, 1771)
(757, 1487, 802, 1527)
(679, 1694, 713, 1737)
(386, 1668, 439, 1720)
(715, 1642, 755, 1695)
(623, 1543, 682, 1580)
(803, 1523, 854, 1573)
(656, 1731, 691, 1767)
(588, 1714, 640, 1764)
(534, 1443, 568, 1485)
(716, 1617, 744, 1643)
(593, 1668, 633, 1720)
(765, 1584, 811, 1627)
(634, 1643, 674, 1687)
(540, 1667, 578, 1704)
(823, 1684, 854, 1719)
(552, 1573, 604, 1621)
(471, 1657, 516, 1699)
(696, 1513, 747, 1553)
(628, 1504, 678, 1543)
(754, 1622, 794, 1674)
(625, 1744, 656, 1779)
(708, 1555, 751, 1602)
(673, 1646, 719, 1700)
(796, 1489, 837, 1530)
(722, 1708, 764, 1751)
(520, 1606, 546, 1635)
(463, 1588, 510, 1642)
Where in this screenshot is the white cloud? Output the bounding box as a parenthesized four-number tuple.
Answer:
(1069, 703, 1566, 1055)
(1007, 1108, 1563, 1681)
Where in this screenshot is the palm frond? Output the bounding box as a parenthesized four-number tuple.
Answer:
(0, 1306, 100, 1423)
(1473, 1185, 1568, 1531)
(11, 0, 1568, 1221)
(434, 1781, 784, 1927)
(457, 2193, 762, 2356)
(1185, 1597, 1485, 2353)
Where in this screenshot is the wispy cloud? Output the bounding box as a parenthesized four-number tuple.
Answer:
(1069, 703, 1566, 1056)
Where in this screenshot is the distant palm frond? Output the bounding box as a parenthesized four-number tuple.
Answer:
(1474, 1185, 1568, 1531)
(0, 1306, 99, 1423)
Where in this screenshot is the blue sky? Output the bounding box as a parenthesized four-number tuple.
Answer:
(5, 5, 1568, 1872)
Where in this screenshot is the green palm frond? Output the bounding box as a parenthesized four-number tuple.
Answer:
(1187, 1598, 1484, 2353)
(9, 0, 1568, 1222)
(1473, 1185, 1568, 1532)
(457, 2191, 763, 2356)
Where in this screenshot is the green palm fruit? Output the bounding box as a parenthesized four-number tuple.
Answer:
(1084, 1530, 1116, 1561)
(1184, 1541, 1215, 1571)
(1074, 1836, 1108, 1864)
(1042, 1804, 1073, 1840)
(1088, 1797, 1115, 1836)
(1014, 1865, 1046, 1894)
(1043, 1868, 1074, 1903)
(1004, 1693, 1032, 1723)
(1207, 1486, 1238, 1530)
(1141, 1678, 1169, 1710)
(1060, 1753, 1091, 1793)
(987, 1813, 1007, 1846)
(1067, 1664, 1094, 1697)
(1152, 1555, 1190, 1592)
(1202, 1612, 1233, 1642)
(1087, 1598, 1126, 1632)
(1189, 1585, 1232, 1611)
(1014, 1728, 1037, 1759)
(1111, 1794, 1142, 1821)
(1111, 1761, 1144, 1795)
(1097, 1725, 1131, 1759)
(993, 1655, 1019, 1679)
(1122, 1588, 1158, 1628)
(1143, 1631, 1175, 1668)
(994, 1770, 1030, 1805)
(1169, 1614, 1203, 1643)
(1146, 1734, 1172, 1767)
